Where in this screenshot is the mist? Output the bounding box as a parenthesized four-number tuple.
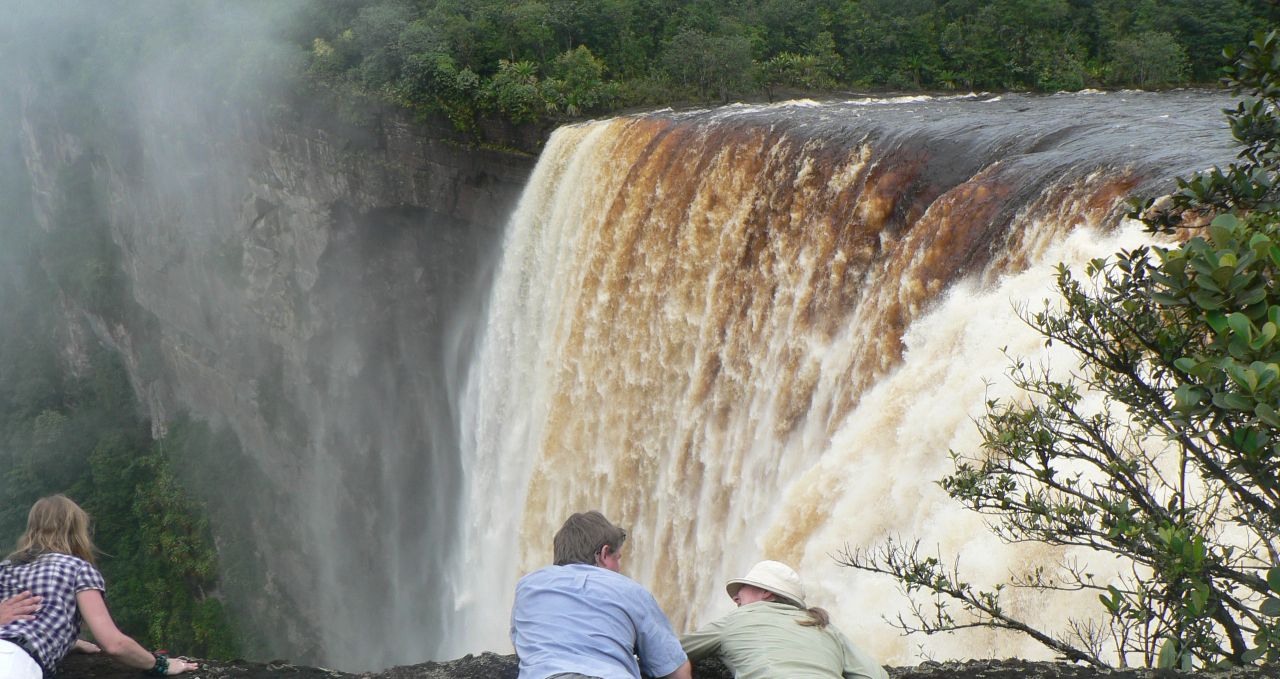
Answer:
(0, 1, 498, 670)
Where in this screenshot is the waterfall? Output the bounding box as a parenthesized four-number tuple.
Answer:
(447, 92, 1237, 663)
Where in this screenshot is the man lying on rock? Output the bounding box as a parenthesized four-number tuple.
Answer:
(510, 510, 693, 679)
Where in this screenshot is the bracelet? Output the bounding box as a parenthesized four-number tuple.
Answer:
(146, 652, 169, 676)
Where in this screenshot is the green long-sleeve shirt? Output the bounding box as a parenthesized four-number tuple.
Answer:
(680, 602, 889, 679)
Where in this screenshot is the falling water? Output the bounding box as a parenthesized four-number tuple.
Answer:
(447, 91, 1238, 663)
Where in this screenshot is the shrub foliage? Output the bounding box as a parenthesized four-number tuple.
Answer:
(841, 31, 1280, 669)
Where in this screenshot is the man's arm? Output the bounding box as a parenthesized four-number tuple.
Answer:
(660, 659, 693, 679)
(634, 590, 693, 679)
(0, 591, 40, 625)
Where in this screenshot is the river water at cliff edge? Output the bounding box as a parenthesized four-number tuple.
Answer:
(448, 90, 1236, 665)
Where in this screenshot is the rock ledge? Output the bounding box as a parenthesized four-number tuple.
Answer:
(60, 653, 1280, 679)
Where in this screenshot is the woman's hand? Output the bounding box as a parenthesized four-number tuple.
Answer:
(74, 639, 102, 653)
(167, 657, 200, 674)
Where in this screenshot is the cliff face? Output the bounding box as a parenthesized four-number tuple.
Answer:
(19, 93, 536, 668)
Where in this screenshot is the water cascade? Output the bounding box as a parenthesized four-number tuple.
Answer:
(449, 92, 1237, 663)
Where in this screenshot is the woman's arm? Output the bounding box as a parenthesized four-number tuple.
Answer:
(75, 590, 198, 675)
(679, 618, 726, 662)
(835, 627, 888, 679)
(0, 591, 41, 624)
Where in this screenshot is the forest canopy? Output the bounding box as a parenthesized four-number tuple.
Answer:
(290, 0, 1280, 133)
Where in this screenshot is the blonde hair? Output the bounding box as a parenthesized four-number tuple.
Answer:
(6, 495, 98, 565)
(797, 605, 830, 628)
(772, 594, 831, 628)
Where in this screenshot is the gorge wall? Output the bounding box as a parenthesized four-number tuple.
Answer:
(18, 78, 535, 668)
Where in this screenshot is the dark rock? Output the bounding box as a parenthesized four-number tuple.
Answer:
(54, 653, 1280, 679)
(60, 652, 718, 678)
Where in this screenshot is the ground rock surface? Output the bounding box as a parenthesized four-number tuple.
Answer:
(60, 654, 1280, 679)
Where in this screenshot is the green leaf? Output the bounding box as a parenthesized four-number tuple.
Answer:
(1213, 391, 1255, 410)
(1252, 322, 1278, 350)
(1157, 637, 1179, 669)
(1239, 285, 1268, 307)
(1206, 312, 1229, 332)
(1174, 383, 1204, 411)
(1252, 361, 1279, 388)
(1174, 357, 1199, 373)
(1229, 312, 1254, 339)
(1197, 272, 1226, 293)
(1269, 566, 1280, 593)
(1210, 213, 1239, 244)
(1229, 364, 1259, 392)
(1262, 596, 1280, 617)
(1256, 403, 1280, 428)
(1193, 291, 1225, 311)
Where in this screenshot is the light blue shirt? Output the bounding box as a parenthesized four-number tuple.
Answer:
(511, 563, 688, 679)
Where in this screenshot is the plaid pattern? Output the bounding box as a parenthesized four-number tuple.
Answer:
(0, 553, 106, 672)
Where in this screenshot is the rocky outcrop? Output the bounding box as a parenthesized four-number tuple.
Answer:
(59, 653, 1280, 679)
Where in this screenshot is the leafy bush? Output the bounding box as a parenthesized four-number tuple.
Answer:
(542, 46, 618, 116)
(1109, 32, 1190, 88)
(483, 59, 544, 123)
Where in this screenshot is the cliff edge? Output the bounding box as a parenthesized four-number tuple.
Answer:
(59, 653, 1280, 679)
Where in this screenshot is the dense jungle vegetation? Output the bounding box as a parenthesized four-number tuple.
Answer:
(293, 0, 1280, 134)
(0, 144, 239, 659)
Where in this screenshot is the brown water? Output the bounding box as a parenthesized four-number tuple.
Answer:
(448, 91, 1236, 662)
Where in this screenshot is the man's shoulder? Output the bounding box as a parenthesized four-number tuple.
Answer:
(518, 565, 652, 597)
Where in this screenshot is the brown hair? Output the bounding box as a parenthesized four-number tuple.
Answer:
(6, 495, 98, 565)
(553, 511, 627, 566)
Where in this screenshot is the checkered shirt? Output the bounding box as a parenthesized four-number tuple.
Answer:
(0, 552, 106, 672)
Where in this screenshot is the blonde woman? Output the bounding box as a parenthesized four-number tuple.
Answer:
(0, 495, 199, 677)
(681, 560, 888, 679)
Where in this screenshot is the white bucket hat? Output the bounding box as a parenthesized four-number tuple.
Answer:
(725, 560, 806, 608)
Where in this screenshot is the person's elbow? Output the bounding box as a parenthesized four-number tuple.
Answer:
(97, 634, 132, 657)
(845, 667, 889, 679)
(660, 659, 693, 679)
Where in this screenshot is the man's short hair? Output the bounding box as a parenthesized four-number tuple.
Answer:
(553, 511, 628, 566)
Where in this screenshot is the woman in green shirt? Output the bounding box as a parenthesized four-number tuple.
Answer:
(681, 560, 888, 679)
